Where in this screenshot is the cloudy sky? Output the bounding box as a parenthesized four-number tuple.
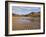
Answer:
(12, 6, 40, 15)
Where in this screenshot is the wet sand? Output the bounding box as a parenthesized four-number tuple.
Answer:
(12, 16, 40, 30)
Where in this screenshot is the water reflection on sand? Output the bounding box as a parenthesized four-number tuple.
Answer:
(15, 17, 31, 24)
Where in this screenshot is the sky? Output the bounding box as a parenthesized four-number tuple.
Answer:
(12, 6, 40, 15)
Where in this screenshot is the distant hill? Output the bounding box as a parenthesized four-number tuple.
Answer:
(12, 12, 40, 17)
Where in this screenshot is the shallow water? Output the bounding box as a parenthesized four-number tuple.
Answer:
(15, 17, 31, 24)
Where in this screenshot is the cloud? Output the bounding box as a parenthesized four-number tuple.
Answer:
(12, 6, 40, 15)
